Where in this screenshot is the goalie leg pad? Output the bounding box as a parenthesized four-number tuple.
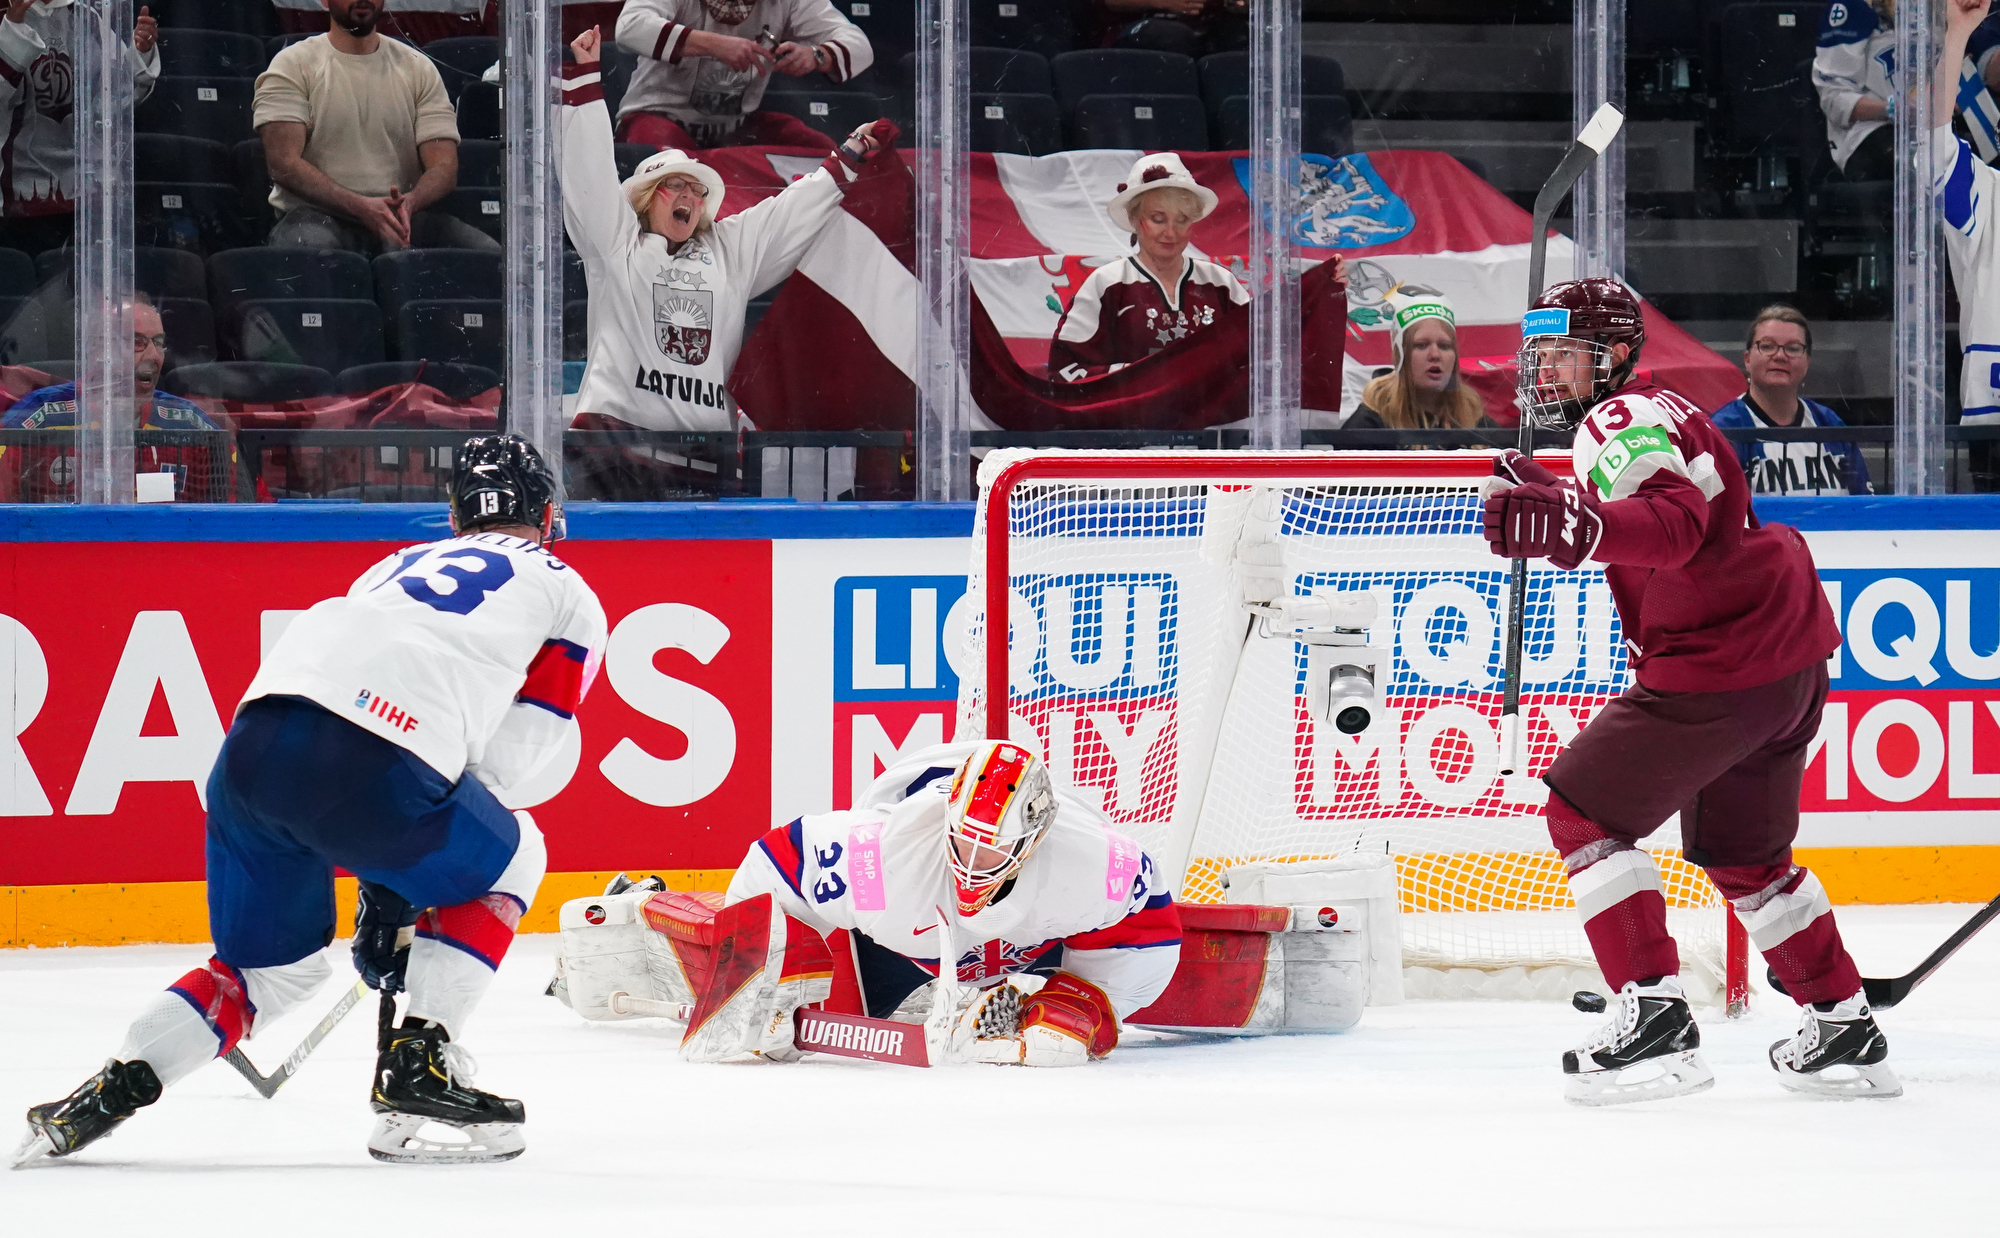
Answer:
(672, 895, 835, 1063)
(1019, 972, 1119, 1065)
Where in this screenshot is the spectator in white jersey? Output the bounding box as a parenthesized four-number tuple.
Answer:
(1937, 0, 2000, 491)
(0, 1, 158, 254)
(1709, 305, 1872, 497)
(1814, 1, 1899, 180)
(253, 0, 495, 253)
(614, 0, 874, 154)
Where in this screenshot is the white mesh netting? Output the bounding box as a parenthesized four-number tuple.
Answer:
(955, 451, 1733, 1001)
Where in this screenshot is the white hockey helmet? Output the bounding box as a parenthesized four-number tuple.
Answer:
(944, 740, 1057, 915)
(623, 148, 726, 228)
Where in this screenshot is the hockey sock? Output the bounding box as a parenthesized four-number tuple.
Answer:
(1548, 793, 1679, 992)
(406, 892, 526, 1037)
(1706, 861, 1862, 1005)
(117, 958, 254, 1087)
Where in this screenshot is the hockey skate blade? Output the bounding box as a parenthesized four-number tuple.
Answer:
(1564, 1050, 1716, 1107)
(11, 1125, 56, 1168)
(367, 1112, 525, 1165)
(1770, 1053, 1904, 1100)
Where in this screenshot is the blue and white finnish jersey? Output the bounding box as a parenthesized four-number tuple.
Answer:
(243, 532, 608, 801)
(728, 741, 1183, 1018)
(1813, 2, 1896, 171)
(1935, 124, 2000, 429)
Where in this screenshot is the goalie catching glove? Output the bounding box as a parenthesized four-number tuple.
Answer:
(1482, 449, 1603, 570)
(949, 972, 1119, 1067)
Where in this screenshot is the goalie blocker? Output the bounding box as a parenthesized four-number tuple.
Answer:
(551, 852, 1404, 1059)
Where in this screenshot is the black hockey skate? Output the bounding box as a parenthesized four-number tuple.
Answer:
(368, 1023, 525, 1164)
(15, 1059, 162, 1165)
(1563, 976, 1714, 1106)
(1769, 993, 1902, 1099)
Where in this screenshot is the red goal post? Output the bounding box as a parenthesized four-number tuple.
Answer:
(964, 450, 1750, 1011)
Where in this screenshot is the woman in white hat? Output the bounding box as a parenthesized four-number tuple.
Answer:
(559, 26, 893, 451)
(1343, 290, 1490, 439)
(1047, 153, 1248, 382)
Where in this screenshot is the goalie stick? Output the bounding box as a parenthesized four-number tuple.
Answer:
(1498, 101, 1625, 776)
(223, 977, 371, 1099)
(1766, 890, 2000, 1010)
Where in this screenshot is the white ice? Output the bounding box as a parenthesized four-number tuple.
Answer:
(3, 904, 1994, 1236)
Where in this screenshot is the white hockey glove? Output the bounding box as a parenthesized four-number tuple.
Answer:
(947, 972, 1120, 1067)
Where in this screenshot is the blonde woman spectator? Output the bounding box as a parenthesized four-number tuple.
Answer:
(561, 25, 892, 435)
(614, 0, 874, 152)
(1342, 291, 1490, 437)
(1048, 153, 1248, 383)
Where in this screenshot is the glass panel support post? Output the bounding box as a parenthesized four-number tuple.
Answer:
(1572, 0, 1625, 282)
(915, 0, 971, 501)
(504, 0, 567, 495)
(1248, 0, 1301, 450)
(74, 0, 137, 505)
(1895, 2, 1945, 494)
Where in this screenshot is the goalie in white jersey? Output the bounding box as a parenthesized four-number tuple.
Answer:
(724, 739, 1183, 1066)
(19, 436, 608, 1167)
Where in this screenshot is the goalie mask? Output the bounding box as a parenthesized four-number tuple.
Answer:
(944, 742, 1057, 915)
(1516, 278, 1646, 429)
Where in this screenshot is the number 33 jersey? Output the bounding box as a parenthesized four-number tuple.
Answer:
(728, 742, 1183, 1019)
(243, 533, 609, 802)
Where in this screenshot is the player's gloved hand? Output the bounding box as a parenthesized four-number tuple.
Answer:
(946, 972, 1117, 1066)
(1483, 480, 1603, 570)
(353, 881, 419, 993)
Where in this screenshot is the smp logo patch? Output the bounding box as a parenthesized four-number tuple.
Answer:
(1234, 153, 1415, 249)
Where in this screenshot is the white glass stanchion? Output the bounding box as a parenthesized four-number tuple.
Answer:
(915, 0, 971, 501)
(74, 0, 137, 505)
(503, 0, 566, 492)
(1895, 2, 1946, 494)
(1248, 0, 1301, 450)
(1572, 0, 1626, 282)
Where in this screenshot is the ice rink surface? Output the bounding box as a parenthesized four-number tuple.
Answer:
(3, 903, 1994, 1237)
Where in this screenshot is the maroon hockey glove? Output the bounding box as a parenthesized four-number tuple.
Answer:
(1483, 481, 1603, 570)
(1491, 448, 1561, 489)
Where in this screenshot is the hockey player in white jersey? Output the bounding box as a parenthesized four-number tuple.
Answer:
(18, 436, 608, 1166)
(1937, 0, 2000, 458)
(559, 25, 894, 438)
(714, 739, 1183, 1067)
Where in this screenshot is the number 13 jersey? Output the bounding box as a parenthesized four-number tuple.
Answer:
(243, 533, 609, 801)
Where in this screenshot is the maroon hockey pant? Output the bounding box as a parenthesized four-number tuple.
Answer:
(616, 109, 838, 154)
(1544, 662, 1862, 1004)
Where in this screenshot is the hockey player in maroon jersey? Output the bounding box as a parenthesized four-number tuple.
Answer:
(1481, 278, 1899, 1105)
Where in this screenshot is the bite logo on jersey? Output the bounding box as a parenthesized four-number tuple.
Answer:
(1233, 153, 1414, 250)
(354, 688, 420, 733)
(654, 285, 714, 366)
(1588, 426, 1673, 498)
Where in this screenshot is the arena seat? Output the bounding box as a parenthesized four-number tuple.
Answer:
(757, 92, 885, 145)
(136, 182, 250, 255)
(1051, 49, 1197, 113)
(614, 143, 662, 180)
(166, 361, 335, 403)
(599, 42, 639, 116)
(374, 250, 502, 315)
(1630, 0, 1708, 56)
(1709, 2, 1821, 153)
(457, 139, 502, 189)
(394, 299, 504, 372)
(156, 295, 217, 365)
(230, 298, 386, 372)
(1067, 94, 1208, 152)
(136, 133, 235, 185)
(424, 36, 499, 102)
(137, 247, 208, 300)
(458, 81, 502, 142)
(841, 0, 918, 64)
(435, 187, 505, 243)
(154, 28, 269, 77)
(337, 360, 502, 401)
(210, 248, 373, 326)
(765, 66, 892, 96)
(564, 298, 589, 362)
(1198, 51, 1343, 133)
(158, 0, 282, 38)
(0, 249, 34, 296)
(1215, 94, 1354, 158)
(138, 77, 257, 145)
(969, 0, 1073, 59)
(971, 93, 1062, 156)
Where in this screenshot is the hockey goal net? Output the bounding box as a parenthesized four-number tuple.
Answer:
(956, 450, 1748, 1006)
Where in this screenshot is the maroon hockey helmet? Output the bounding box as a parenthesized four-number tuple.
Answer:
(1516, 278, 1647, 428)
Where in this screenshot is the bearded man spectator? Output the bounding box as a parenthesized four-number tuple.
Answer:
(254, 0, 495, 253)
(0, 0, 159, 254)
(613, 0, 873, 153)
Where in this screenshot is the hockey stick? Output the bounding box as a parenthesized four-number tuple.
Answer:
(1766, 890, 2000, 1010)
(223, 977, 371, 1099)
(794, 1009, 931, 1066)
(1498, 102, 1625, 777)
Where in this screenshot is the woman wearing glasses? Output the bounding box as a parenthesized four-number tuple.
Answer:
(559, 26, 892, 461)
(1708, 304, 1872, 496)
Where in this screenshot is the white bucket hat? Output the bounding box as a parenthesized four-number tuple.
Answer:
(1385, 289, 1457, 368)
(1106, 152, 1219, 234)
(622, 149, 727, 228)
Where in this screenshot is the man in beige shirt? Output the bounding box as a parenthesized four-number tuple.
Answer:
(254, 0, 494, 253)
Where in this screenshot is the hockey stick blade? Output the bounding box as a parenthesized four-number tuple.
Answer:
(225, 977, 370, 1098)
(794, 1009, 930, 1067)
(1766, 891, 2000, 1009)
